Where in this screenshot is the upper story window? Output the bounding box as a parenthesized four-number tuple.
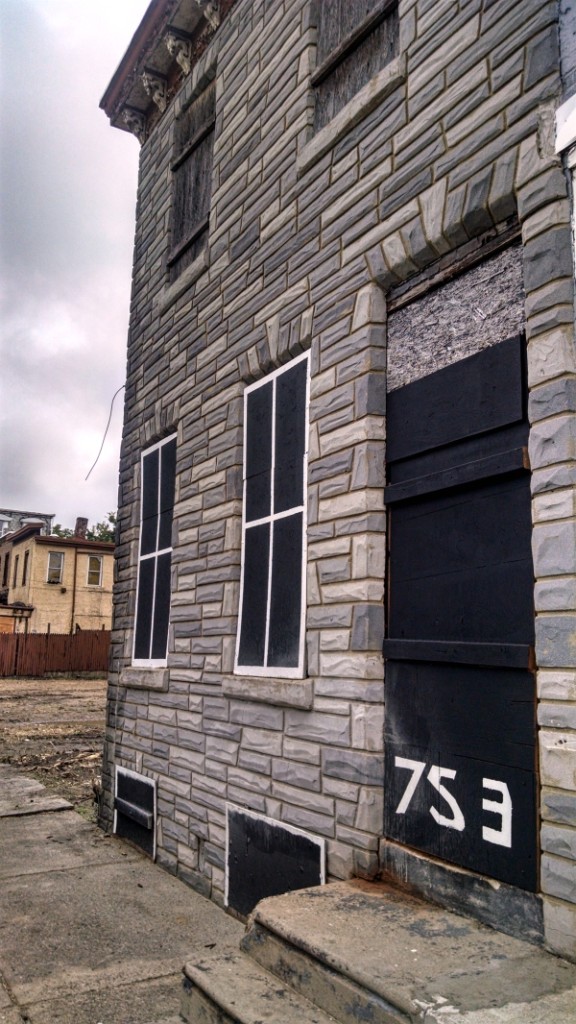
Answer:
(22, 551, 29, 586)
(2, 553, 10, 588)
(167, 78, 216, 282)
(236, 353, 309, 678)
(47, 551, 64, 584)
(12, 555, 19, 589)
(134, 435, 177, 666)
(87, 555, 103, 587)
(312, 0, 399, 131)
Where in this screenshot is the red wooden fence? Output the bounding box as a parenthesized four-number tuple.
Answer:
(0, 631, 110, 678)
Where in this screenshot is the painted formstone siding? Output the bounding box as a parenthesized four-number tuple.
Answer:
(101, 0, 576, 959)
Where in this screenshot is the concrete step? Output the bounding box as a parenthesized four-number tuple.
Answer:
(181, 949, 340, 1024)
(239, 879, 576, 1024)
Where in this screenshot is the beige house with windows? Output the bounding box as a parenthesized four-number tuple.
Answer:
(0, 521, 114, 634)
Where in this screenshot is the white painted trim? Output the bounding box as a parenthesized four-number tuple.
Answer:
(235, 351, 310, 678)
(46, 550, 64, 584)
(132, 433, 176, 667)
(86, 554, 103, 587)
(113, 765, 157, 860)
(224, 803, 326, 909)
(556, 94, 576, 153)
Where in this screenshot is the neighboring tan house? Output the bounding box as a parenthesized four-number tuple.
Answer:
(0, 519, 114, 634)
(99, 0, 576, 962)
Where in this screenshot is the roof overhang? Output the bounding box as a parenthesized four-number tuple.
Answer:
(100, 0, 233, 143)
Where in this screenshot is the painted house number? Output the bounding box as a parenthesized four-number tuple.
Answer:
(394, 757, 512, 848)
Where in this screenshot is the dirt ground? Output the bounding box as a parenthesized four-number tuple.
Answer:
(0, 676, 107, 819)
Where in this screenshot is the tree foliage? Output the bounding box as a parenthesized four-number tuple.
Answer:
(52, 513, 117, 543)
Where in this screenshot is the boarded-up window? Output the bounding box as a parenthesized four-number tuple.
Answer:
(236, 353, 309, 677)
(134, 435, 177, 665)
(168, 79, 216, 281)
(313, 0, 399, 131)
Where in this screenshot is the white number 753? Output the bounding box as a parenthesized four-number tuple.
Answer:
(394, 757, 512, 847)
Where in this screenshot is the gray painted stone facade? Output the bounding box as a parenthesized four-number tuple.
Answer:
(101, 0, 576, 959)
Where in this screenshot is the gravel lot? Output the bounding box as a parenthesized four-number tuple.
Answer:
(0, 676, 107, 819)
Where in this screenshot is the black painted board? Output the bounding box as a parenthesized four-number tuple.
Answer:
(134, 558, 155, 660)
(386, 335, 525, 463)
(141, 448, 159, 556)
(274, 359, 307, 514)
(388, 474, 534, 645)
(151, 552, 171, 660)
(158, 438, 176, 550)
(382, 639, 532, 669)
(383, 661, 537, 891)
(388, 422, 529, 485)
(246, 383, 272, 523)
(384, 661, 536, 770)
(238, 523, 269, 667)
(115, 772, 154, 857)
(384, 447, 527, 505)
(227, 809, 323, 917)
(268, 513, 303, 668)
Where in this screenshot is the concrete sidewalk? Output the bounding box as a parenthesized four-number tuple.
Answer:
(0, 766, 243, 1024)
(2, 765, 576, 1024)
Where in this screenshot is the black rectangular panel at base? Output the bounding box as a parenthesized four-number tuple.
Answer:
(384, 661, 537, 891)
(227, 809, 323, 917)
(115, 770, 155, 857)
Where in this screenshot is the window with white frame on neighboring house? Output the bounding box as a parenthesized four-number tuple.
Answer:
(133, 435, 177, 666)
(168, 78, 216, 282)
(12, 555, 19, 589)
(87, 555, 103, 587)
(235, 353, 309, 677)
(312, 0, 399, 131)
(47, 551, 64, 584)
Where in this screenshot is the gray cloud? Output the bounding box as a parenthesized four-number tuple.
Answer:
(0, 0, 148, 530)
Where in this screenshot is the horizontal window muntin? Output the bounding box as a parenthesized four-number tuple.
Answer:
(236, 352, 309, 678)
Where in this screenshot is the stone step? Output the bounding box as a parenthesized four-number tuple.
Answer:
(181, 949, 341, 1024)
(240, 879, 576, 1024)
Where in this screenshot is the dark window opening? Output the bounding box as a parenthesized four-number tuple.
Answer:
(168, 79, 216, 281)
(313, 0, 399, 132)
(236, 355, 308, 676)
(134, 435, 177, 664)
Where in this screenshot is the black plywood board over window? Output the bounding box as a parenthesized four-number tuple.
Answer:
(237, 355, 308, 673)
(115, 769, 155, 858)
(227, 809, 324, 917)
(384, 335, 537, 892)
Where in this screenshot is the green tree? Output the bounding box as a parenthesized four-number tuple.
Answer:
(51, 513, 117, 543)
(87, 512, 117, 543)
(51, 523, 73, 538)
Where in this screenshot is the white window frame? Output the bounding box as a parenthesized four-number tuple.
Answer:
(46, 551, 64, 584)
(235, 352, 309, 679)
(133, 434, 176, 668)
(87, 555, 103, 587)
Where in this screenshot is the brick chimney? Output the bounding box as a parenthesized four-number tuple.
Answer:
(74, 517, 88, 539)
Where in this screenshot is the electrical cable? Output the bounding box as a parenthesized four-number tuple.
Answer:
(85, 384, 126, 481)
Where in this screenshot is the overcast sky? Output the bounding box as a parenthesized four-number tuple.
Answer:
(0, 0, 150, 531)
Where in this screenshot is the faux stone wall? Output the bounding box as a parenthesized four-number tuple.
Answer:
(101, 0, 576, 957)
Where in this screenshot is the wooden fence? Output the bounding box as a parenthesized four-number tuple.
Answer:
(0, 630, 110, 678)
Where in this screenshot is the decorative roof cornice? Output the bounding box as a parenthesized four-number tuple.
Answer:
(100, 0, 236, 144)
